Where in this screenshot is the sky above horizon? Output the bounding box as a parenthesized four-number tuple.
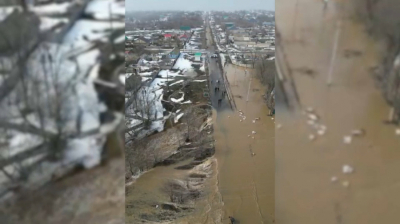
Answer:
(127, 0, 275, 12)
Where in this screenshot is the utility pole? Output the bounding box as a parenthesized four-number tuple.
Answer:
(246, 74, 252, 102)
(20, 0, 28, 11)
(292, 0, 300, 41)
(167, 70, 169, 92)
(327, 20, 341, 86)
(109, 3, 115, 54)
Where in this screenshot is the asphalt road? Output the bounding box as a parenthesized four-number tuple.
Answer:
(205, 19, 231, 112)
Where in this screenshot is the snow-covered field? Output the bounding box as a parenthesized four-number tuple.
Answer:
(126, 51, 203, 139)
(39, 16, 69, 31)
(30, 2, 71, 15)
(126, 77, 168, 138)
(85, 0, 125, 20)
(126, 27, 210, 140)
(0, 0, 125, 189)
(173, 56, 193, 70)
(64, 19, 124, 47)
(159, 69, 183, 78)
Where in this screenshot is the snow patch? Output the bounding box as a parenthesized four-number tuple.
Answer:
(63, 136, 106, 169)
(39, 16, 68, 31)
(114, 35, 125, 44)
(85, 0, 125, 20)
(171, 92, 184, 103)
(119, 74, 125, 84)
(173, 55, 193, 70)
(169, 80, 184, 86)
(138, 72, 152, 77)
(88, 63, 101, 81)
(174, 113, 184, 123)
(30, 2, 71, 15)
(158, 70, 182, 78)
(63, 20, 124, 47)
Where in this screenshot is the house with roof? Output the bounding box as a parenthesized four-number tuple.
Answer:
(133, 36, 151, 45)
(194, 52, 202, 62)
(227, 26, 238, 31)
(180, 26, 191, 31)
(248, 18, 257, 23)
(164, 34, 172, 39)
(263, 21, 275, 26)
(224, 22, 235, 28)
(179, 34, 189, 41)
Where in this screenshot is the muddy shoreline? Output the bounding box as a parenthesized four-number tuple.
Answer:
(125, 59, 218, 223)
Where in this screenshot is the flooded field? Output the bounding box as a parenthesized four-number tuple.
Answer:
(276, 0, 400, 223)
(210, 65, 275, 223)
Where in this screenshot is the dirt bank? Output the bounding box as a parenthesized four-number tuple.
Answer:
(125, 107, 216, 223)
(0, 157, 124, 224)
(125, 64, 218, 222)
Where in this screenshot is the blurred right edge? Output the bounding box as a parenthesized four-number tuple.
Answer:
(275, 0, 400, 224)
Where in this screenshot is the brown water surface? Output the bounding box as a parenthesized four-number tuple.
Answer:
(211, 65, 275, 223)
(276, 0, 400, 223)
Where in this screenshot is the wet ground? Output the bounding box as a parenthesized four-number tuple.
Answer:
(276, 0, 400, 223)
(0, 154, 124, 224)
(125, 160, 192, 223)
(211, 64, 275, 224)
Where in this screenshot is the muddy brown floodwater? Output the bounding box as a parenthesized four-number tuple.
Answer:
(125, 65, 275, 224)
(210, 64, 275, 223)
(126, 160, 191, 223)
(276, 0, 400, 223)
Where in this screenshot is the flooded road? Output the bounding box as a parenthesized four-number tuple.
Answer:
(205, 17, 275, 223)
(276, 0, 400, 223)
(210, 65, 275, 223)
(206, 22, 231, 111)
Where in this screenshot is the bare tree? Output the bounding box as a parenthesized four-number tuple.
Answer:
(19, 0, 28, 12)
(0, 34, 98, 187)
(352, 0, 400, 121)
(255, 58, 276, 114)
(250, 51, 257, 68)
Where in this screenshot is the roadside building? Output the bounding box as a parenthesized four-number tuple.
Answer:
(179, 34, 189, 42)
(164, 34, 172, 39)
(194, 52, 202, 62)
(180, 26, 191, 31)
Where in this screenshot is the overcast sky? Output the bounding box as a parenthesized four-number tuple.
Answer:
(127, 0, 275, 11)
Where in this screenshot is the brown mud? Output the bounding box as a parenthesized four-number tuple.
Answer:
(276, 0, 400, 223)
